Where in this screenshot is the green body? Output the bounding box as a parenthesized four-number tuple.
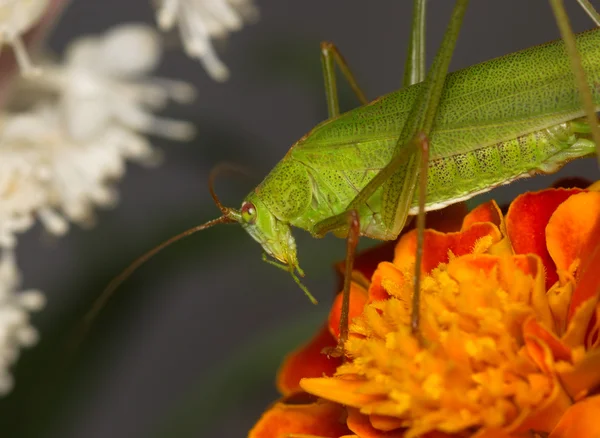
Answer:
(247, 29, 599, 246)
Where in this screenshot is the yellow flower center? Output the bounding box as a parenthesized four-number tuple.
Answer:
(302, 254, 556, 438)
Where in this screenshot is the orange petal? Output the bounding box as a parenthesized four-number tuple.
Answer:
(461, 200, 502, 230)
(346, 408, 405, 438)
(447, 254, 555, 329)
(547, 280, 574, 336)
(546, 191, 600, 274)
(568, 210, 600, 323)
(369, 415, 405, 432)
(249, 393, 350, 438)
(300, 377, 376, 409)
(506, 188, 583, 290)
(368, 262, 407, 302)
(549, 395, 600, 438)
(393, 222, 502, 273)
(518, 337, 572, 434)
(277, 325, 343, 396)
(335, 204, 470, 287)
(557, 347, 600, 400)
(562, 297, 598, 350)
(471, 429, 518, 438)
(328, 283, 369, 341)
(522, 317, 572, 362)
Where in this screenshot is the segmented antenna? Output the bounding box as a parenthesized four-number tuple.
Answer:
(75, 163, 251, 346)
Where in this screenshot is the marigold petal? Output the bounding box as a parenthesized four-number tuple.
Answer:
(546, 191, 600, 275)
(522, 317, 571, 362)
(506, 188, 583, 289)
(249, 393, 350, 438)
(329, 283, 369, 341)
(368, 262, 407, 302)
(562, 297, 598, 350)
(300, 377, 376, 409)
(549, 395, 600, 438)
(278, 324, 343, 396)
(556, 346, 600, 400)
(461, 200, 502, 230)
(369, 415, 406, 432)
(547, 281, 574, 336)
(568, 213, 600, 323)
(448, 254, 554, 330)
(393, 222, 502, 273)
(517, 337, 572, 433)
(471, 429, 516, 438)
(346, 408, 406, 438)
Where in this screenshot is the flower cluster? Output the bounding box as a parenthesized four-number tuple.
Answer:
(250, 182, 600, 438)
(154, 0, 258, 81)
(0, 0, 259, 398)
(0, 0, 49, 76)
(2, 23, 196, 246)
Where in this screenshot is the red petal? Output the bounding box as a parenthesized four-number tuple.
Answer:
(506, 188, 583, 290)
(277, 325, 342, 396)
(394, 222, 502, 274)
(334, 203, 468, 288)
(546, 192, 600, 274)
(461, 200, 502, 230)
(249, 393, 351, 438)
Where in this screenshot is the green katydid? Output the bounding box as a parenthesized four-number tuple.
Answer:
(86, 1, 600, 354)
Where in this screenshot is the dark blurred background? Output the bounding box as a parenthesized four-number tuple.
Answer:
(2, 1, 598, 437)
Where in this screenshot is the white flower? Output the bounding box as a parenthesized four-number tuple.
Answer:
(0, 249, 44, 394)
(0, 23, 196, 247)
(154, 0, 259, 81)
(0, 105, 159, 245)
(0, 0, 49, 75)
(21, 23, 196, 142)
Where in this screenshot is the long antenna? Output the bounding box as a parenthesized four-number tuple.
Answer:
(83, 215, 235, 327)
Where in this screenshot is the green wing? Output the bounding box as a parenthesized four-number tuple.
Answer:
(294, 29, 600, 160)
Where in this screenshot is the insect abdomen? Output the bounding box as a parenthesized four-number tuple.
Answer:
(420, 119, 595, 211)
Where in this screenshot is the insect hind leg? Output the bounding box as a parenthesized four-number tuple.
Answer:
(320, 41, 368, 118)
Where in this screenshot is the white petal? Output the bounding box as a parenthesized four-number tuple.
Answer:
(154, 0, 257, 80)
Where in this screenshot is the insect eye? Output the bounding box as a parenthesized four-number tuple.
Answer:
(241, 202, 257, 224)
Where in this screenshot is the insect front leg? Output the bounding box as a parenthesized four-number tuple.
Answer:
(315, 0, 469, 353)
(320, 41, 368, 118)
(313, 209, 361, 357)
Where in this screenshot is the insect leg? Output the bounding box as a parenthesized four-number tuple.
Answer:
(403, 0, 427, 87)
(327, 210, 361, 357)
(576, 0, 600, 26)
(320, 41, 368, 118)
(316, 0, 469, 343)
(550, 0, 600, 164)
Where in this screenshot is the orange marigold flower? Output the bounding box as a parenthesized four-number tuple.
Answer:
(249, 184, 600, 438)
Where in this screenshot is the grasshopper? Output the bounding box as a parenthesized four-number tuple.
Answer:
(90, 1, 600, 354)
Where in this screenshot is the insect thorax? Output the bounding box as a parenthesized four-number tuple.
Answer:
(254, 158, 313, 223)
